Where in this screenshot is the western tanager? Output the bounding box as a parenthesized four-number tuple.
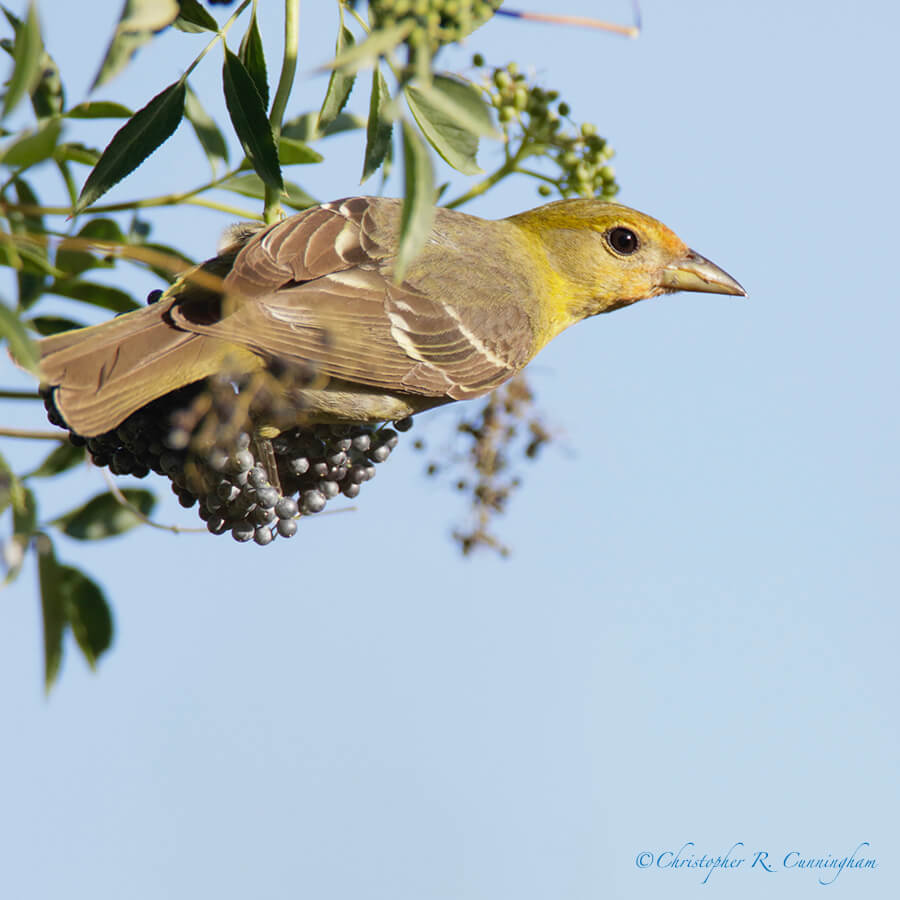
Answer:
(38, 195, 744, 438)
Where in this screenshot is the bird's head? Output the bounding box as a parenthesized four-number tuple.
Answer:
(509, 199, 745, 326)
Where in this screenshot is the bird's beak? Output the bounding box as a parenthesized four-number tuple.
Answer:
(659, 250, 746, 296)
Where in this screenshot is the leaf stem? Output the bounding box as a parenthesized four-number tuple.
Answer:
(264, 0, 300, 223)
(182, 0, 254, 83)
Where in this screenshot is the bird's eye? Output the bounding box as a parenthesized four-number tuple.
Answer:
(606, 227, 639, 255)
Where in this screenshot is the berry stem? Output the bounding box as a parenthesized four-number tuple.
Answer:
(443, 144, 528, 210)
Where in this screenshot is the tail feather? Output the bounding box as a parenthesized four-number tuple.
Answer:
(39, 298, 239, 437)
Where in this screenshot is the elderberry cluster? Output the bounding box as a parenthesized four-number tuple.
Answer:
(41, 384, 412, 546)
(369, 0, 502, 56)
(194, 422, 405, 544)
(477, 59, 619, 200)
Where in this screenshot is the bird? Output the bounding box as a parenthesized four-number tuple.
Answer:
(37, 195, 745, 438)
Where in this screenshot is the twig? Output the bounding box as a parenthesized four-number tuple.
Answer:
(496, 3, 641, 38)
(0, 427, 65, 440)
(101, 469, 207, 535)
(0, 232, 234, 295)
(0, 389, 41, 400)
(0, 161, 252, 219)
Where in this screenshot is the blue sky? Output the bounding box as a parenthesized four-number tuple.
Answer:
(1, 2, 897, 898)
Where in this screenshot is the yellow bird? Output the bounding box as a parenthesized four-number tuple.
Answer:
(38, 196, 745, 438)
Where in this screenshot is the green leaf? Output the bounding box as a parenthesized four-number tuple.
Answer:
(92, 31, 149, 91)
(405, 75, 495, 175)
(278, 136, 322, 166)
(184, 83, 228, 167)
(65, 100, 133, 119)
(75, 217, 125, 243)
(0, 236, 60, 278)
(0, 467, 33, 585)
(26, 315, 85, 336)
(0, 449, 23, 519)
(10, 177, 46, 308)
(26, 441, 85, 479)
(0, 457, 37, 586)
(59, 565, 113, 669)
(91, 0, 180, 90)
(238, 9, 268, 109)
(218, 172, 316, 211)
(324, 20, 414, 75)
(0, 5, 23, 33)
(0, 117, 62, 168)
(141, 238, 190, 263)
(50, 279, 139, 313)
(12, 483, 37, 541)
(16, 264, 49, 311)
(282, 110, 364, 142)
(56, 158, 78, 207)
(282, 182, 318, 211)
(395, 121, 434, 282)
(31, 48, 64, 119)
(110, 0, 180, 31)
(0, 299, 39, 373)
(75, 80, 186, 215)
(54, 489, 156, 540)
(35, 531, 114, 686)
(362, 68, 393, 183)
(2, 0, 43, 118)
(36, 533, 66, 690)
(318, 25, 355, 132)
(53, 142, 101, 166)
(218, 172, 269, 200)
(174, 0, 218, 33)
(222, 48, 282, 192)
(56, 218, 125, 276)
(8, 482, 38, 587)
(140, 240, 194, 281)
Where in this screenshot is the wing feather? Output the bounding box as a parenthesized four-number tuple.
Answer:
(172, 197, 534, 401)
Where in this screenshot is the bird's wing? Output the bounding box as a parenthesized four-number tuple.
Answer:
(170, 197, 533, 400)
